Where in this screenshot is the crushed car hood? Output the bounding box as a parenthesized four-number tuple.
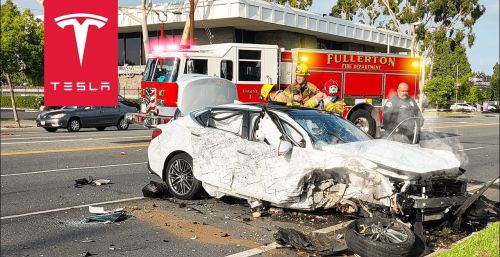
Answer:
(320, 139, 461, 178)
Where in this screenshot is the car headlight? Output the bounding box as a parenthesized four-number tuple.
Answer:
(49, 113, 66, 119)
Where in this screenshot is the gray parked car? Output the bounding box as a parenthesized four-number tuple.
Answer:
(36, 103, 137, 132)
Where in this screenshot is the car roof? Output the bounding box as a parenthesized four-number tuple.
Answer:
(212, 103, 320, 114)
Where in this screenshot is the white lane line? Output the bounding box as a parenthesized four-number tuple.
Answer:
(225, 243, 280, 257)
(1, 135, 150, 145)
(1, 196, 145, 220)
(1, 162, 147, 177)
(460, 146, 487, 151)
(225, 220, 354, 257)
(1, 135, 81, 141)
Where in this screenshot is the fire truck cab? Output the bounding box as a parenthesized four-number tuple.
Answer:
(129, 43, 421, 138)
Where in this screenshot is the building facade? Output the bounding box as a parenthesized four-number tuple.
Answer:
(117, 0, 413, 97)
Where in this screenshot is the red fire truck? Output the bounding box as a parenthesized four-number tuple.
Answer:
(127, 43, 421, 137)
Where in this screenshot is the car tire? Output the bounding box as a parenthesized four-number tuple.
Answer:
(67, 118, 81, 132)
(96, 127, 106, 131)
(117, 117, 129, 130)
(345, 217, 416, 257)
(165, 153, 203, 200)
(44, 128, 58, 132)
(349, 109, 376, 137)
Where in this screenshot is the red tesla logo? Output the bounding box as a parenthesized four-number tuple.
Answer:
(44, 0, 118, 106)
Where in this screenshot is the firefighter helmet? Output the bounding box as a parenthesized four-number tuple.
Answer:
(260, 84, 275, 100)
(329, 84, 338, 95)
(295, 63, 310, 76)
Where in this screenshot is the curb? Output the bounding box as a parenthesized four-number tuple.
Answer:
(425, 222, 498, 257)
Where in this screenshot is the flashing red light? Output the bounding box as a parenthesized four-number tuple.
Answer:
(151, 128, 162, 140)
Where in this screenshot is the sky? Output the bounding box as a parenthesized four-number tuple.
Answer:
(6, 0, 500, 74)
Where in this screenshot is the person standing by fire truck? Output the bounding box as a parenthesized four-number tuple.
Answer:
(383, 82, 424, 143)
(284, 64, 324, 107)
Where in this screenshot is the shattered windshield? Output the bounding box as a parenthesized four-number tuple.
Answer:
(289, 111, 371, 145)
(142, 57, 179, 82)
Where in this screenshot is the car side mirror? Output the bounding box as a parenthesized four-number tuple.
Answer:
(278, 140, 293, 156)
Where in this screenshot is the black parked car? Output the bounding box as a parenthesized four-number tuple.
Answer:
(36, 103, 137, 132)
(118, 95, 141, 110)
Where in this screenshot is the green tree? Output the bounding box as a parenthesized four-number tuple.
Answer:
(424, 77, 455, 108)
(265, 0, 312, 10)
(329, 0, 485, 62)
(491, 63, 500, 100)
(1, 0, 44, 127)
(430, 29, 471, 79)
(465, 86, 487, 104)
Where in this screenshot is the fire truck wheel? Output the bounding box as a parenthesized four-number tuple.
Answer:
(349, 110, 376, 137)
(117, 117, 129, 130)
(165, 153, 203, 200)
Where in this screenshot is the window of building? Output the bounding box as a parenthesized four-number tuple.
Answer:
(238, 50, 261, 82)
(118, 36, 125, 66)
(125, 34, 142, 65)
(221, 60, 233, 81)
(184, 59, 208, 75)
(235, 29, 255, 43)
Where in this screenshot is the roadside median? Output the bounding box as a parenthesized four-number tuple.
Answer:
(430, 222, 499, 257)
(0, 119, 36, 129)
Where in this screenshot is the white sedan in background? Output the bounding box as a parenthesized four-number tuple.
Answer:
(450, 103, 475, 112)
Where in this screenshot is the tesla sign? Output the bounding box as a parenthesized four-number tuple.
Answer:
(44, 0, 117, 106)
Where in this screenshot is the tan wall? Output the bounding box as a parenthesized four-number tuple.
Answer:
(118, 75, 142, 99)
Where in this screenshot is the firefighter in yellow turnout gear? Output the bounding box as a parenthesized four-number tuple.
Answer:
(281, 63, 345, 115)
(260, 83, 292, 104)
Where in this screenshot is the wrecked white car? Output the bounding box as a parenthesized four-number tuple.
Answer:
(146, 103, 493, 226)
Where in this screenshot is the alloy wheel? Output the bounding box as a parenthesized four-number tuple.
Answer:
(168, 159, 194, 196)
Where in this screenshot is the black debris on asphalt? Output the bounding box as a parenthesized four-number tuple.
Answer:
(274, 227, 347, 256)
(142, 181, 168, 198)
(81, 211, 127, 224)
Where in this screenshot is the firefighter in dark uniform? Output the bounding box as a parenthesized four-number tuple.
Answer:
(383, 82, 424, 143)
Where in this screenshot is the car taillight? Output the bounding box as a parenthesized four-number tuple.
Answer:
(151, 128, 162, 140)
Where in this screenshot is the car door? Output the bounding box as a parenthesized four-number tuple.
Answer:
(190, 109, 248, 191)
(229, 111, 311, 202)
(79, 107, 101, 127)
(100, 106, 120, 125)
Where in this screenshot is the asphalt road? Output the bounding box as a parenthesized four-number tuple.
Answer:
(1, 113, 498, 257)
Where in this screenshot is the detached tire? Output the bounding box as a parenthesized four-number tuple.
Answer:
(349, 109, 376, 137)
(345, 217, 416, 257)
(165, 153, 202, 200)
